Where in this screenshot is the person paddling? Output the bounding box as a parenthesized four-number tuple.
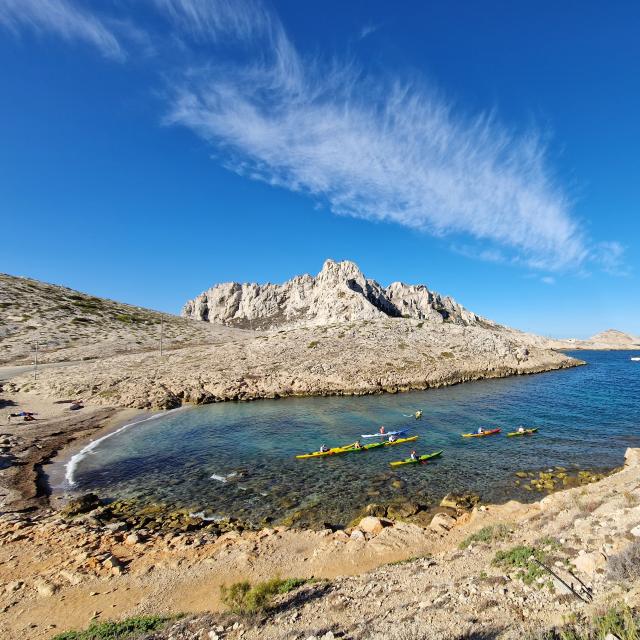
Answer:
(353, 440, 363, 449)
(320, 444, 329, 453)
(388, 434, 398, 443)
(415, 410, 422, 419)
(517, 426, 525, 434)
(378, 425, 386, 435)
(476, 427, 485, 435)
(410, 449, 419, 461)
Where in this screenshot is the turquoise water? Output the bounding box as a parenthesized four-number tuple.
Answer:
(61, 351, 640, 527)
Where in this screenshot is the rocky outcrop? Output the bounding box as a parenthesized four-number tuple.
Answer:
(182, 259, 485, 329)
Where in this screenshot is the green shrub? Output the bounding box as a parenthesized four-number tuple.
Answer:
(52, 615, 171, 640)
(220, 578, 308, 614)
(459, 524, 509, 549)
(493, 545, 547, 585)
(307, 341, 319, 348)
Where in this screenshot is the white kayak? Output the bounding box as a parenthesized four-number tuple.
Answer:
(362, 428, 409, 439)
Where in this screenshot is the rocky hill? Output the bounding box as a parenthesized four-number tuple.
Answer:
(183, 259, 485, 330)
(548, 328, 640, 351)
(1, 265, 583, 409)
(0, 273, 245, 365)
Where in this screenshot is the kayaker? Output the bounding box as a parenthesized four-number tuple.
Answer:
(320, 444, 329, 453)
(388, 434, 398, 443)
(410, 450, 418, 461)
(517, 426, 525, 434)
(379, 425, 386, 435)
(354, 440, 363, 449)
(415, 410, 422, 419)
(476, 427, 484, 435)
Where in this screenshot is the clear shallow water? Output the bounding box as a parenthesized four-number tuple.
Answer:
(59, 351, 640, 527)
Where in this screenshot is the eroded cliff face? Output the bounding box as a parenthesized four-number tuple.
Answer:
(183, 259, 485, 329)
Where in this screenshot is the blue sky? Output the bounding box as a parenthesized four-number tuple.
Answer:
(0, 0, 638, 338)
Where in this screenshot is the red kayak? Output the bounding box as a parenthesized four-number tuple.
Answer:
(462, 428, 501, 438)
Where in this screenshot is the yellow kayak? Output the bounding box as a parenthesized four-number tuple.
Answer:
(296, 435, 418, 459)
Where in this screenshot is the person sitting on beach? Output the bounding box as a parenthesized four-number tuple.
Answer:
(388, 434, 398, 443)
(378, 425, 386, 434)
(476, 427, 485, 434)
(320, 444, 329, 453)
(410, 450, 419, 461)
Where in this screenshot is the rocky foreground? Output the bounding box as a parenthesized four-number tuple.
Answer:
(1, 449, 639, 639)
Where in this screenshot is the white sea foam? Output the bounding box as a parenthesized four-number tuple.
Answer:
(210, 471, 238, 483)
(189, 511, 225, 522)
(64, 409, 180, 486)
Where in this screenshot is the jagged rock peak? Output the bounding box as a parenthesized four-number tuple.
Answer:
(182, 259, 489, 330)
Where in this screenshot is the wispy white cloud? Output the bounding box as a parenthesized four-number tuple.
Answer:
(541, 276, 556, 285)
(0, 0, 124, 60)
(359, 23, 380, 40)
(0, 0, 622, 275)
(163, 0, 587, 271)
(592, 241, 629, 276)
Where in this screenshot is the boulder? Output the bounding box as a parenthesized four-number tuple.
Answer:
(573, 551, 606, 576)
(365, 503, 387, 518)
(440, 493, 480, 511)
(63, 493, 101, 516)
(387, 501, 421, 519)
(358, 516, 387, 536)
(350, 529, 366, 542)
(430, 513, 456, 533)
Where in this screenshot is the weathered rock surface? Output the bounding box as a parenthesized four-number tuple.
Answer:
(183, 259, 485, 329)
(2, 262, 583, 410)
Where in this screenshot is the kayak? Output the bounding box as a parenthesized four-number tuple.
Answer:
(462, 428, 501, 438)
(390, 450, 443, 467)
(507, 428, 538, 437)
(296, 435, 418, 459)
(362, 428, 409, 439)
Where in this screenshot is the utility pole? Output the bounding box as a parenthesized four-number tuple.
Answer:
(160, 318, 164, 357)
(34, 341, 38, 380)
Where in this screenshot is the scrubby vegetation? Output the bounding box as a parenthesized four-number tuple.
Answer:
(459, 524, 510, 549)
(607, 541, 640, 582)
(493, 545, 548, 586)
(220, 577, 309, 614)
(52, 615, 172, 639)
(541, 606, 639, 640)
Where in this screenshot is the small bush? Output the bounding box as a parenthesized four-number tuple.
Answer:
(220, 578, 308, 614)
(52, 615, 171, 640)
(493, 545, 547, 586)
(607, 541, 640, 582)
(307, 341, 319, 349)
(459, 524, 509, 549)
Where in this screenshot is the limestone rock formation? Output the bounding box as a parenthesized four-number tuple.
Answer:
(182, 259, 485, 329)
